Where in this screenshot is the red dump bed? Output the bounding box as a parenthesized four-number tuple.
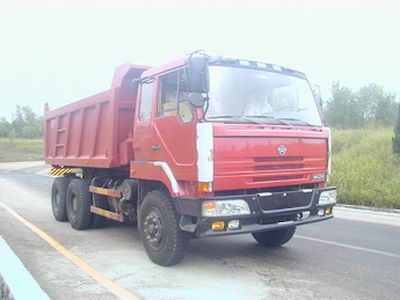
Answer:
(44, 64, 149, 169)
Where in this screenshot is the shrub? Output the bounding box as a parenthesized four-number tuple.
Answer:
(329, 128, 400, 209)
(393, 103, 400, 155)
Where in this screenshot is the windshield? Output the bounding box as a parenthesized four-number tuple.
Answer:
(206, 66, 322, 126)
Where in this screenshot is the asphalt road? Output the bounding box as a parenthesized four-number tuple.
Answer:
(0, 162, 399, 300)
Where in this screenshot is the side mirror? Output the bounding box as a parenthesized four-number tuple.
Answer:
(188, 92, 206, 108)
(187, 57, 209, 93)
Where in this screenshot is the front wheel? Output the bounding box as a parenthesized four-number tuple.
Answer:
(252, 227, 296, 247)
(139, 191, 188, 266)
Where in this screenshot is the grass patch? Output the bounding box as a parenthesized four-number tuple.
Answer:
(329, 128, 400, 209)
(0, 138, 43, 162)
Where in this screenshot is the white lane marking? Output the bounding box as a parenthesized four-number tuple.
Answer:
(0, 236, 50, 299)
(295, 235, 400, 259)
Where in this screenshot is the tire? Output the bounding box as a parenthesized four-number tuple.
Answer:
(139, 190, 188, 266)
(51, 177, 70, 222)
(90, 194, 108, 228)
(66, 179, 92, 230)
(252, 227, 296, 247)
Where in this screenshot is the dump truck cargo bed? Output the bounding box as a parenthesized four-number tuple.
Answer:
(44, 64, 149, 169)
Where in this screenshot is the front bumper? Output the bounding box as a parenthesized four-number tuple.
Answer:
(175, 186, 336, 237)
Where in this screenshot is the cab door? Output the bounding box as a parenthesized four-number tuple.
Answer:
(151, 69, 197, 181)
(133, 70, 197, 182)
(133, 80, 156, 162)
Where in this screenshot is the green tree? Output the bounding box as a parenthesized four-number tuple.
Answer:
(357, 84, 397, 127)
(325, 82, 363, 128)
(11, 105, 26, 135)
(0, 117, 11, 137)
(324, 82, 397, 129)
(393, 103, 400, 155)
(9, 105, 43, 138)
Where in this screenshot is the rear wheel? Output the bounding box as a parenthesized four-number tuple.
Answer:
(139, 191, 188, 266)
(51, 177, 70, 222)
(66, 179, 92, 230)
(252, 227, 296, 247)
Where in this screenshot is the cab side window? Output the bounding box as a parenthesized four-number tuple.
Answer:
(158, 69, 194, 123)
(139, 82, 154, 121)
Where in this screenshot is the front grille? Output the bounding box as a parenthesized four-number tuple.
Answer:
(253, 175, 303, 182)
(253, 156, 304, 171)
(258, 191, 313, 211)
(254, 164, 303, 171)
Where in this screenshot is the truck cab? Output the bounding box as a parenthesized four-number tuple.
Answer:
(130, 55, 336, 262)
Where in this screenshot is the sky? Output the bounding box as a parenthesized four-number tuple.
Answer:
(0, 0, 399, 120)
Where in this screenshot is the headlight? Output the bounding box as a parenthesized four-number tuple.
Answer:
(318, 190, 337, 206)
(202, 200, 251, 217)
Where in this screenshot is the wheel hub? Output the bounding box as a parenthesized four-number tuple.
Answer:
(72, 195, 78, 212)
(55, 192, 60, 206)
(143, 210, 164, 250)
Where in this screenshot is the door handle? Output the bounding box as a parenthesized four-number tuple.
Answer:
(151, 145, 161, 151)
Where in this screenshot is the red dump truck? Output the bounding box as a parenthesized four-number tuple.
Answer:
(44, 53, 336, 266)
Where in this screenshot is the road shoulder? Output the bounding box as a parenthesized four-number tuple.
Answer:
(334, 205, 400, 227)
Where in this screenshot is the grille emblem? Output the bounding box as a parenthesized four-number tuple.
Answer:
(277, 145, 287, 156)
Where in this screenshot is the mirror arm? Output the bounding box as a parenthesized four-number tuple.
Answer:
(199, 94, 210, 121)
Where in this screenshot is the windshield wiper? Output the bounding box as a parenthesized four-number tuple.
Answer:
(206, 115, 315, 126)
(206, 115, 261, 124)
(245, 115, 287, 125)
(207, 115, 242, 119)
(275, 117, 316, 126)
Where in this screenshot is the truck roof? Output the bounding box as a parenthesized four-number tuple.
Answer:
(140, 54, 307, 80)
(209, 56, 307, 79)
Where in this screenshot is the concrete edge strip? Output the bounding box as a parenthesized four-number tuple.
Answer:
(0, 236, 49, 299)
(336, 204, 400, 214)
(295, 235, 400, 259)
(0, 201, 140, 300)
(332, 206, 400, 227)
(335, 206, 400, 217)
